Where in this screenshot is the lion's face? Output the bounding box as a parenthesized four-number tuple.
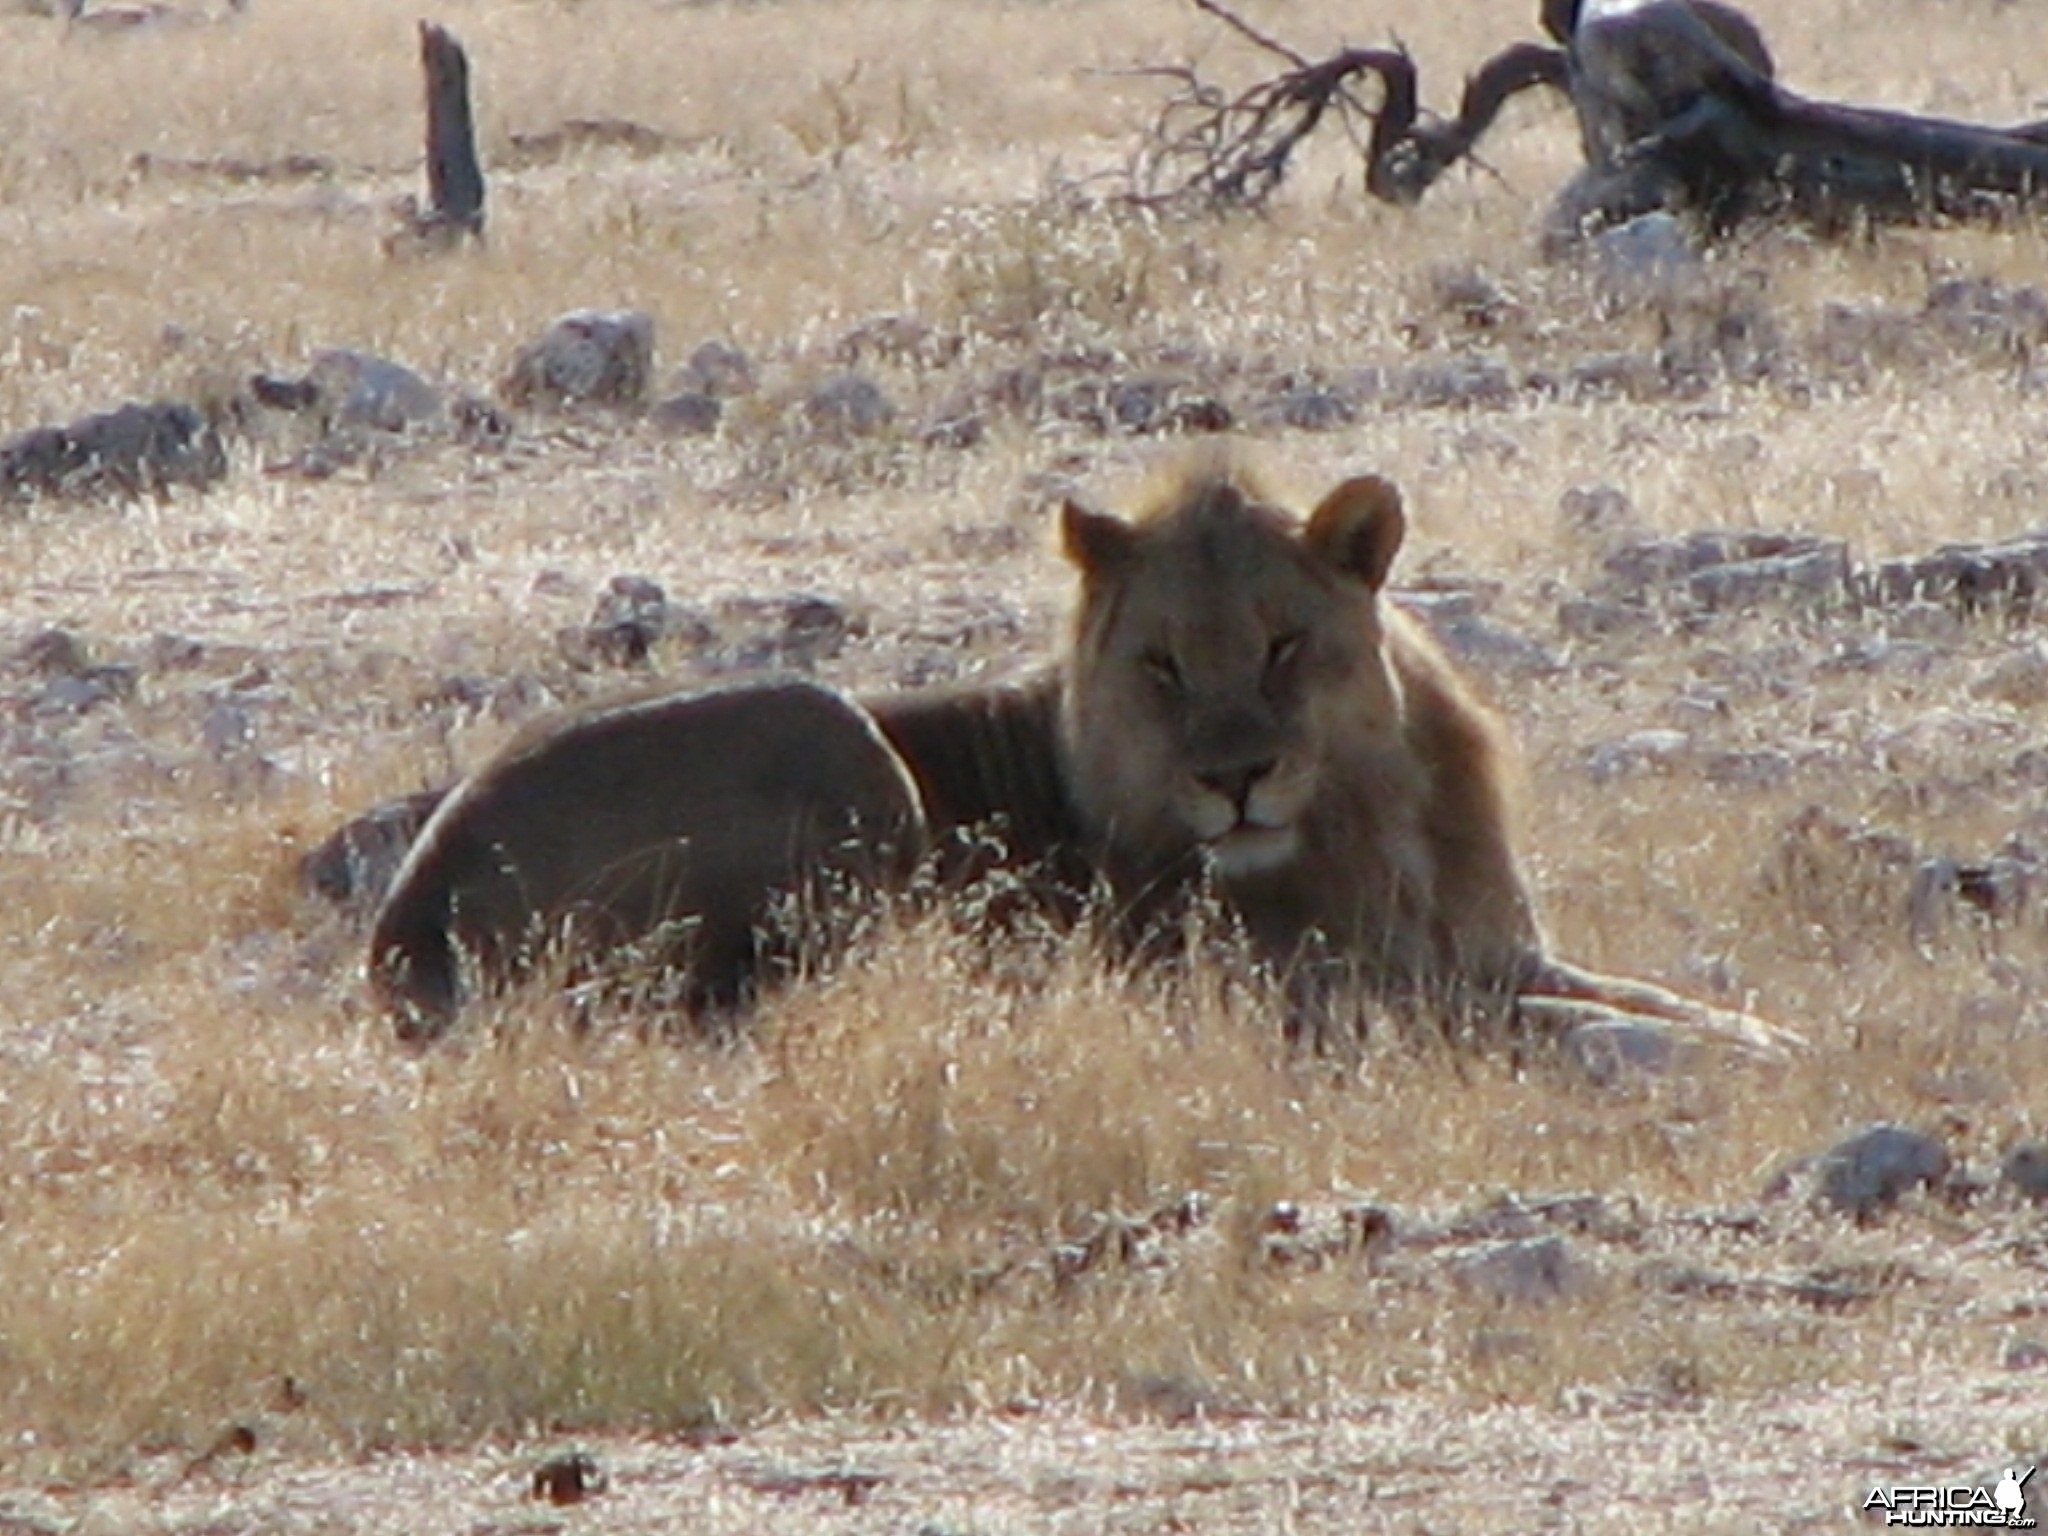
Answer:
(1057, 472, 1409, 884)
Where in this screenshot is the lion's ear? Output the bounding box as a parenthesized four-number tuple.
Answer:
(1059, 499, 1139, 575)
(1305, 475, 1406, 591)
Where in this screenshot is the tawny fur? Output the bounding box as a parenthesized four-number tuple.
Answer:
(338, 460, 1786, 1054)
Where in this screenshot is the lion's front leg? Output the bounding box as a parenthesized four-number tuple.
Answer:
(1512, 954, 1801, 1059)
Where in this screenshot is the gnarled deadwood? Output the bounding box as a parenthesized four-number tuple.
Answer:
(1131, 0, 2048, 242)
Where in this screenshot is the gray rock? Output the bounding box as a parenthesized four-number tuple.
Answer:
(803, 372, 895, 439)
(1557, 595, 1654, 639)
(2002, 1142, 2048, 1202)
(1924, 275, 2048, 352)
(1813, 1124, 1950, 1220)
(305, 349, 445, 433)
(714, 592, 861, 672)
(1427, 614, 1564, 679)
(15, 627, 90, 675)
(33, 669, 135, 716)
(1864, 534, 2048, 618)
(1, 401, 227, 506)
(1564, 1018, 1679, 1086)
(1394, 360, 1515, 410)
(675, 340, 756, 399)
(1685, 544, 1852, 612)
(920, 412, 986, 451)
(1450, 1236, 1587, 1305)
(300, 788, 447, 914)
(566, 574, 713, 668)
(1269, 388, 1357, 432)
(1700, 749, 1795, 789)
(2005, 1339, 2048, 1371)
(1602, 530, 1837, 593)
(1589, 212, 1700, 305)
(1558, 484, 1644, 550)
(1082, 376, 1233, 435)
(1584, 729, 1690, 783)
(650, 391, 722, 437)
(200, 701, 256, 758)
(502, 310, 655, 410)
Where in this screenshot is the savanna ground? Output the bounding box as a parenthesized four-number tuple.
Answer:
(1, 0, 2046, 1528)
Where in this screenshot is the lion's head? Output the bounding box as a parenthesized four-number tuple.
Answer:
(1056, 467, 1411, 889)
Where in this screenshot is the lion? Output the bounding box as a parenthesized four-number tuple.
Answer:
(365, 680, 929, 1037)
(332, 462, 1784, 1054)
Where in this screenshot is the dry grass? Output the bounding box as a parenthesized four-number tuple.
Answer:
(2, 0, 2046, 1526)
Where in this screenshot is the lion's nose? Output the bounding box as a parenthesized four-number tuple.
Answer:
(1196, 760, 1276, 809)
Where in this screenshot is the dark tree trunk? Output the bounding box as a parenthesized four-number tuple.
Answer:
(419, 21, 484, 240)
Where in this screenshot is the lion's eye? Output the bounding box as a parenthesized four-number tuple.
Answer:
(1141, 648, 1183, 692)
(1265, 631, 1307, 677)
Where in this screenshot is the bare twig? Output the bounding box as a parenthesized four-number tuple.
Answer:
(1185, 0, 1310, 70)
(1128, 0, 1567, 214)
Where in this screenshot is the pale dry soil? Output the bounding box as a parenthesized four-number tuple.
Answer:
(0, 0, 2046, 1530)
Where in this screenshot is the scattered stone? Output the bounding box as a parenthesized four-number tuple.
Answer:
(530, 1451, 606, 1506)
(1809, 1124, 1951, 1220)
(2005, 1340, 2048, 1372)
(1588, 212, 1700, 305)
(1558, 484, 1645, 550)
(199, 701, 255, 759)
(1450, 1235, 1588, 1305)
(650, 390, 722, 437)
(1428, 264, 1517, 330)
(1864, 533, 2048, 619)
(15, 627, 90, 675)
(1699, 748, 1795, 789)
(450, 394, 514, 447)
(1584, 729, 1690, 783)
(559, 575, 715, 669)
(675, 340, 757, 399)
(1564, 1017, 1680, 1086)
(1684, 544, 1852, 612)
(1419, 611, 1564, 678)
(920, 412, 986, 451)
(1, 401, 227, 506)
(1923, 275, 2048, 354)
(1909, 845, 2042, 947)
(1602, 530, 1839, 593)
(33, 667, 137, 716)
(1556, 595, 1654, 639)
(298, 788, 446, 913)
(501, 310, 655, 410)
(716, 592, 861, 671)
(2001, 1142, 2048, 1202)
(1556, 351, 1670, 400)
(1267, 387, 1357, 432)
(1393, 359, 1515, 409)
(307, 350, 444, 433)
(1048, 376, 1233, 435)
(802, 372, 895, 439)
(737, 1466, 885, 1505)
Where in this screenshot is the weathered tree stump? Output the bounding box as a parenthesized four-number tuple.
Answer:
(389, 21, 484, 253)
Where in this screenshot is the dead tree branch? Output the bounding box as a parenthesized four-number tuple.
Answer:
(1130, 0, 2048, 243)
(1129, 0, 1566, 213)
